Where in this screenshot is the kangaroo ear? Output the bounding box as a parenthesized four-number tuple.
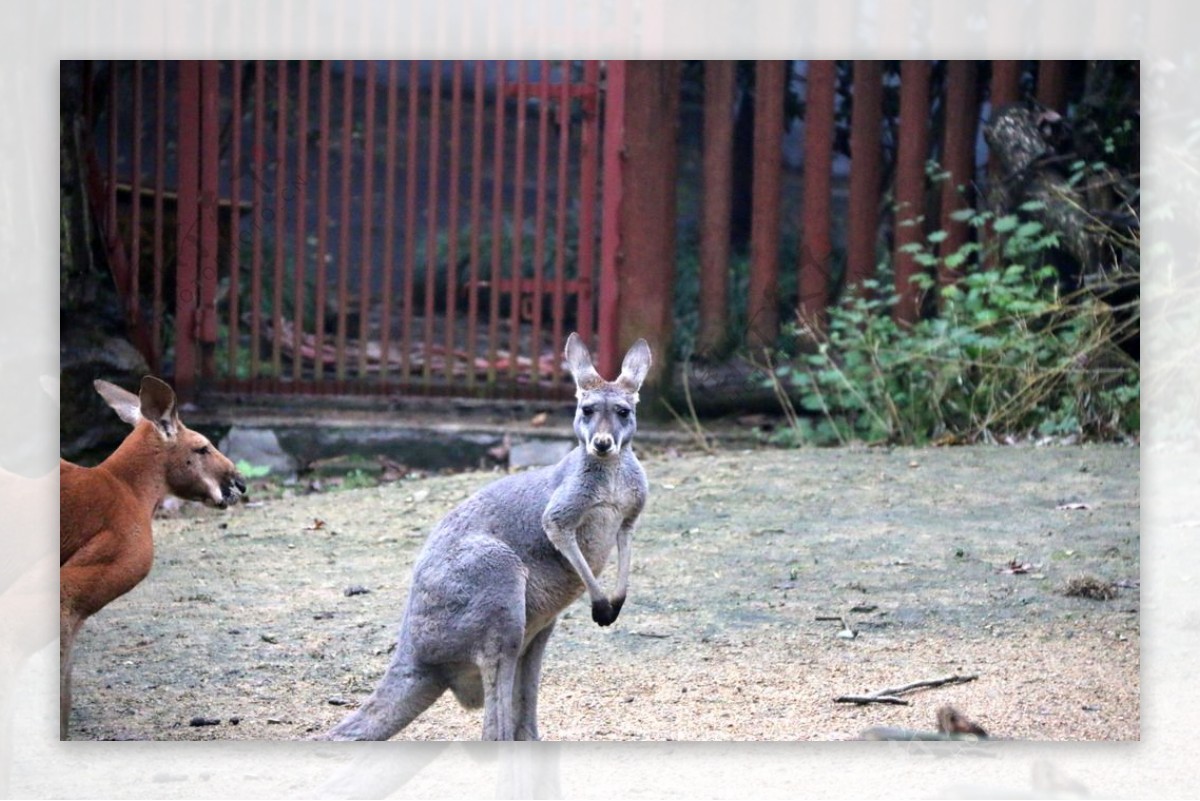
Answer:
(616, 338, 652, 394)
(137, 376, 179, 439)
(94, 380, 143, 427)
(564, 333, 604, 393)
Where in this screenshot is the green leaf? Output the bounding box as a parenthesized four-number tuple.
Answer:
(992, 214, 1021, 233)
(1015, 221, 1044, 239)
(927, 230, 949, 244)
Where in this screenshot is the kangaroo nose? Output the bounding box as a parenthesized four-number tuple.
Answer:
(234, 476, 247, 494)
(593, 436, 613, 454)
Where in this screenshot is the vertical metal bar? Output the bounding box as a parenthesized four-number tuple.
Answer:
(748, 59, 786, 348)
(131, 62, 143, 331)
(337, 60, 355, 383)
(199, 60, 221, 382)
(424, 62, 442, 388)
(108, 61, 118, 272)
(551, 60, 571, 384)
(466, 62, 485, 392)
(938, 59, 979, 289)
(175, 61, 201, 398)
(799, 60, 836, 330)
(845, 59, 883, 297)
(984, 60, 1023, 275)
(228, 61, 243, 382)
(508, 60, 528, 383)
(251, 61, 266, 380)
(581, 59, 603, 367)
(699, 60, 735, 352)
(607, 61, 680, 383)
(990, 60, 1022, 110)
(293, 60, 310, 383)
(273, 60, 289, 385)
(893, 59, 931, 326)
(403, 60, 420, 382)
(530, 60, 551, 393)
(153, 62, 166, 372)
(488, 62, 507, 387)
(314, 60, 331, 385)
(358, 60, 376, 381)
(445, 61, 463, 388)
(1036, 60, 1067, 111)
(380, 60, 400, 385)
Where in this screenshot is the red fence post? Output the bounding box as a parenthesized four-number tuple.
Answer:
(602, 60, 679, 385)
(984, 60, 1024, 274)
(747, 60, 787, 348)
(938, 60, 979, 289)
(698, 60, 735, 354)
(799, 60, 836, 331)
(845, 60, 883, 296)
(198, 60, 221, 383)
(990, 60, 1022, 110)
(893, 60, 931, 326)
(174, 60, 201, 401)
(1036, 60, 1068, 111)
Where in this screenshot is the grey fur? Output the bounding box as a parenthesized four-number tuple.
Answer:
(318, 333, 651, 741)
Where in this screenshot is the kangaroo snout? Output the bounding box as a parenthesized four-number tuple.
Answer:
(590, 433, 615, 456)
(216, 473, 248, 509)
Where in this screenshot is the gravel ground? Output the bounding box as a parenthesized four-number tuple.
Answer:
(65, 442, 1140, 742)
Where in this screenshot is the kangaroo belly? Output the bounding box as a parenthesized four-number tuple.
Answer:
(575, 504, 622, 573)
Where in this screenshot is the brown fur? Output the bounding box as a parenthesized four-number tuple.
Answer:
(59, 376, 245, 738)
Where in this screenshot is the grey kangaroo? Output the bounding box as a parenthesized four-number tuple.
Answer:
(319, 333, 652, 741)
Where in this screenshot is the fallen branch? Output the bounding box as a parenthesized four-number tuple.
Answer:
(835, 695, 908, 706)
(835, 674, 978, 706)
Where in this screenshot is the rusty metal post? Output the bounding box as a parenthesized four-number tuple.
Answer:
(893, 60, 931, 326)
(984, 60, 1023, 274)
(938, 60, 979, 289)
(174, 60, 201, 400)
(597, 60, 624, 379)
(747, 60, 787, 349)
(799, 60, 836, 331)
(198, 60, 221, 383)
(845, 60, 883, 296)
(990, 60, 1022, 110)
(1036, 60, 1067, 111)
(601, 60, 679, 385)
(698, 60, 734, 354)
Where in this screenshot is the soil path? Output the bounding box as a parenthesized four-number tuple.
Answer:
(67, 443, 1139, 742)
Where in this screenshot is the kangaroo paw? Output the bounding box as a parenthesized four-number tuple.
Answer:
(591, 597, 619, 626)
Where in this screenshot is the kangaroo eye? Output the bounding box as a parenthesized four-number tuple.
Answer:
(616, 407, 631, 418)
(193, 445, 211, 456)
(581, 406, 595, 417)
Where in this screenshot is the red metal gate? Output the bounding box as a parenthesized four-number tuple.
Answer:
(82, 60, 613, 402)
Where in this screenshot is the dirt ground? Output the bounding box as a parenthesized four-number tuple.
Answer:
(65, 442, 1140, 743)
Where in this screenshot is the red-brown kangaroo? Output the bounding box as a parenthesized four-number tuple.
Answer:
(59, 376, 246, 738)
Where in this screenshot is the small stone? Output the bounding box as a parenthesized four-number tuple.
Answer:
(189, 716, 220, 727)
(344, 585, 371, 597)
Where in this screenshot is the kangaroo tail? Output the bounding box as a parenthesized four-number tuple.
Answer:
(316, 659, 444, 742)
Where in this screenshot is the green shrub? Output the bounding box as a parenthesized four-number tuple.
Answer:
(764, 205, 1139, 446)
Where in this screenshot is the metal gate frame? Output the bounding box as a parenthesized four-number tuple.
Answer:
(84, 60, 621, 402)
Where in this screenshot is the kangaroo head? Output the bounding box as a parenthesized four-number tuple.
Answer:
(564, 333, 652, 459)
(95, 376, 247, 508)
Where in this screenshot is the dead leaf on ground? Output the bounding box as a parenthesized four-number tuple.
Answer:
(304, 518, 326, 531)
(1056, 502, 1092, 511)
(998, 559, 1040, 574)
